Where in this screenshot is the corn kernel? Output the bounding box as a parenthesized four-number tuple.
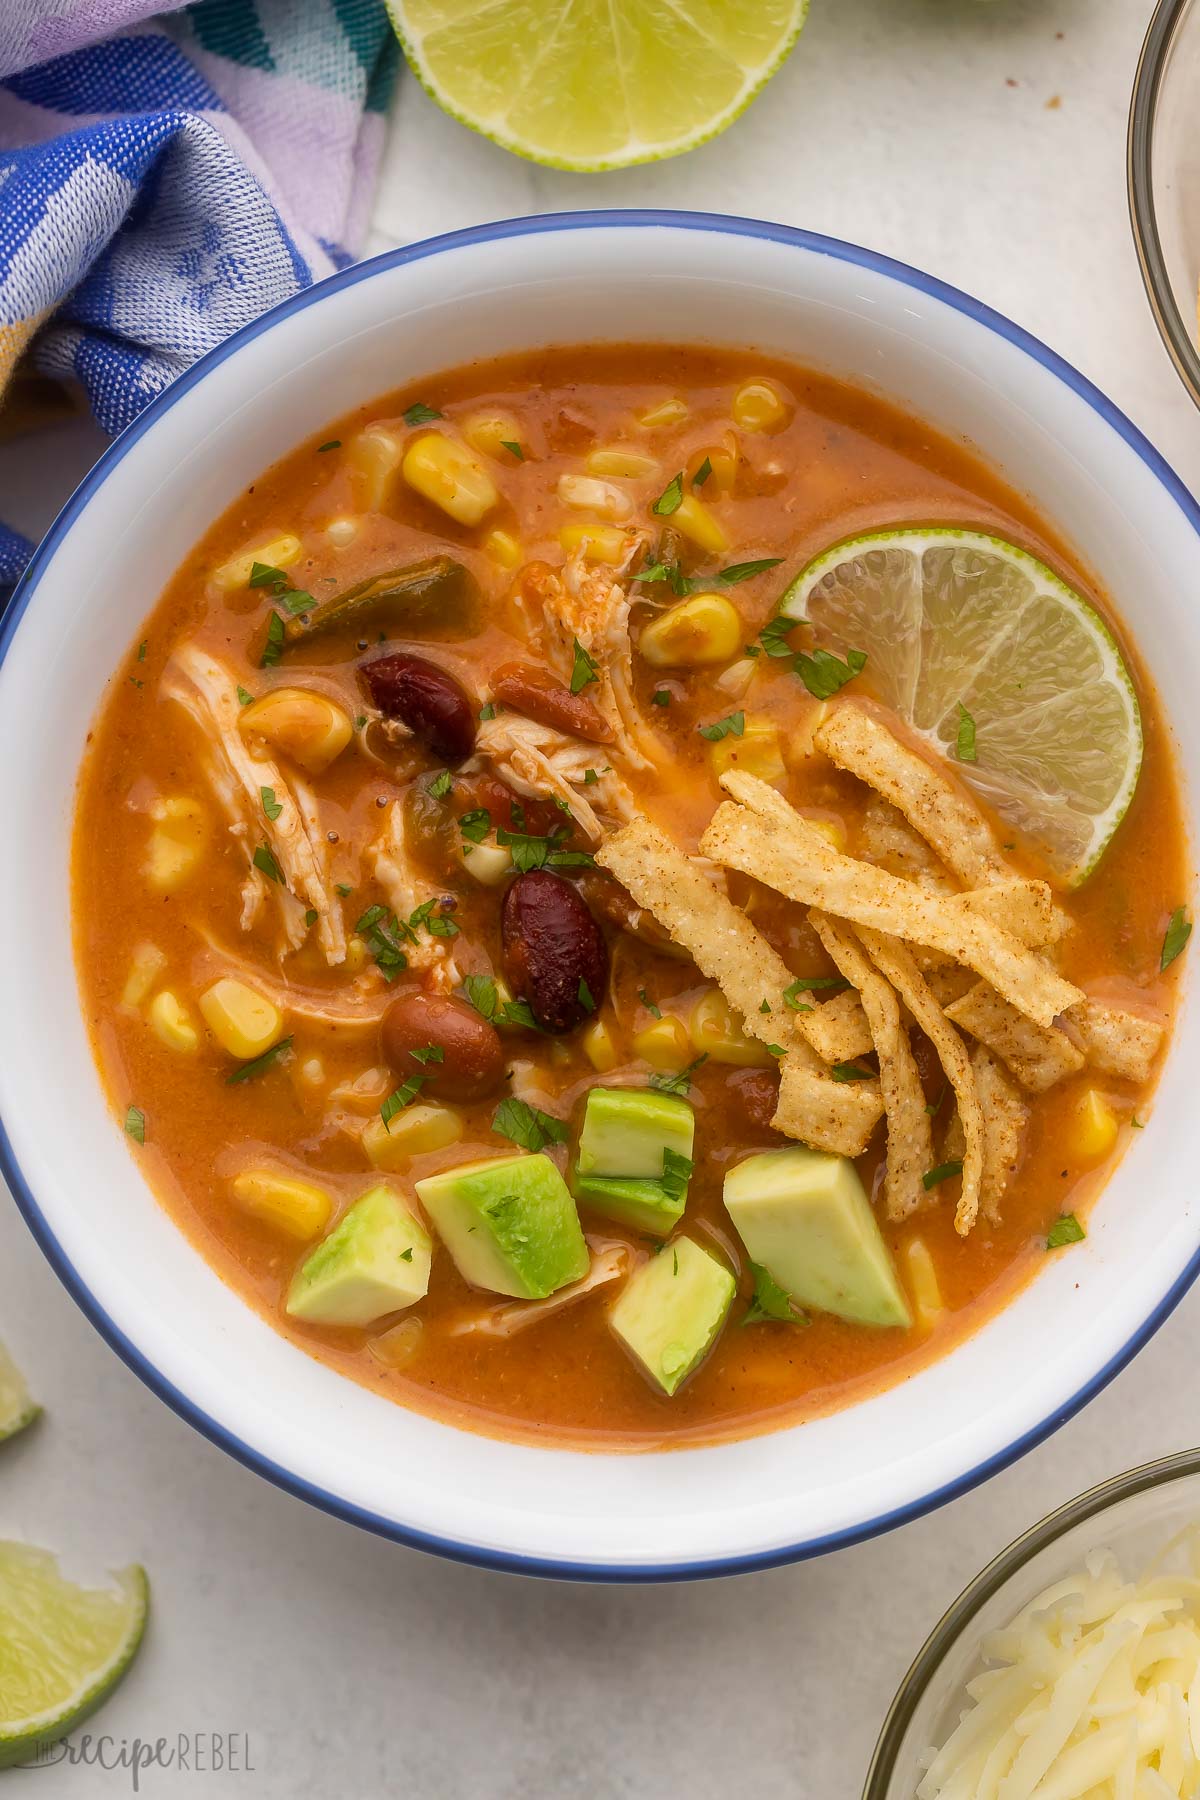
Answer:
(688, 441, 737, 496)
(361, 1103, 465, 1170)
(689, 989, 773, 1066)
(586, 447, 660, 480)
(210, 534, 302, 593)
(348, 425, 402, 514)
(802, 813, 848, 854)
(239, 687, 353, 776)
(558, 523, 638, 565)
(342, 936, 369, 975)
(637, 397, 689, 429)
(670, 492, 729, 554)
(904, 1237, 945, 1331)
(639, 592, 741, 669)
(483, 528, 522, 569)
(144, 795, 208, 892)
(707, 716, 785, 785)
(199, 977, 283, 1060)
(632, 1016, 691, 1070)
(462, 838, 513, 886)
(148, 989, 198, 1054)
(120, 943, 167, 1011)
(325, 515, 360, 548)
(1071, 1088, 1120, 1163)
(368, 1316, 424, 1369)
(557, 474, 633, 522)
(583, 1019, 621, 1072)
(732, 379, 791, 433)
(402, 432, 498, 527)
(230, 1169, 332, 1240)
(464, 411, 522, 460)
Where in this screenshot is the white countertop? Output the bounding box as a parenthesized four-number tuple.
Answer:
(2, 2, 1196, 1794)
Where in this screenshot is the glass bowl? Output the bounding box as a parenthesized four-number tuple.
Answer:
(862, 1449, 1200, 1797)
(1130, 0, 1200, 408)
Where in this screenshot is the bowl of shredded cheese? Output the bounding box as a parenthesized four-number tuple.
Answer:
(864, 1450, 1200, 1798)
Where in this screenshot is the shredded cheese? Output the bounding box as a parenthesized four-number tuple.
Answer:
(920, 1538, 1200, 1799)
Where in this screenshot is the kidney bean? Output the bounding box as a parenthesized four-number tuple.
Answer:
(490, 662, 613, 744)
(501, 871, 609, 1035)
(381, 990, 505, 1101)
(360, 653, 476, 762)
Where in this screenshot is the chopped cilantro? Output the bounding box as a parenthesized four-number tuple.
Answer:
(638, 559, 694, 597)
(260, 786, 282, 822)
(429, 769, 453, 800)
(661, 1149, 692, 1203)
(923, 1160, 963, 1191)
(698, 711, 745, 742)
(765, 1043, 785, 1057)
(399, 1247, 414, 1262)
(786, 975, 849, 995)
(692, 456, 712, 488)
(652, 689, 671, 707)
(1161, 907, 1191, 971)
(584, 768, 599, 785)
(758, 615, 795, 658)
(743, 1263, 807, 1326)
(260, 610, 286, 668)
(237, 685, 254, 707)
(759, 999, 771, 1014)
(719, 558, 784, 586)
(249, 561, 289, 590)
(304, 908, 318, 928)
(492, 1096, 568, 1153)
(335, 883, 353, 898)
(459, 808, 491, 845)
(1131, 1115, 1145, 1129)
(124, 1105, 145, 1145)
(253, 842, 284, 885)
(226, 1035, 293, 1085)
(651, 471, 685, 516)
(282, 589, 313, 617)
(831, 1061, 874, 1082)
(500, 440, 524, 460)
(955, 702, 977, 763)
(925, 1083, 948, 1118)
(137, 640, 147, 662)
(409, 1045, 445, 1066)
(578, 977, 596, 1013)
(479, 701, 497, 722)
(649, 1055, 708, 1097)
(495, 821, 595, 873)
(381, 1074, 426, 1128)
(354, 904, 409, 980)
(794, 646, 867, 700)
(499, 998, 542, 1032)
(638, 989, 662, 1019)
(1047, 1213, 1086, 1249)
(317, 439, 341, 452)
(569, 637, 599, 694)
(403, 401, 442, 426)
(463, 974, 499, 1022)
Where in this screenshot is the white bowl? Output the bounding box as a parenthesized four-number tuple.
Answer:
(1, 212, 1197, 1581)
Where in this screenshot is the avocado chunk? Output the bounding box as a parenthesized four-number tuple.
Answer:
(576, 1086, 695, 1180)
(415, 1153, 589, 1298)
(572, 1171, 687, 1238)
(723, 1147, 911, 1329)
(286, 1185, 431, 1327)
(609, 1237, 735, 1396)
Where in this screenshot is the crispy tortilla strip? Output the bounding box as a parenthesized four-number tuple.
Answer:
(1066, 998, 1165, 1085)
(944, 980, 1085, 1093)
(950, 879, 1065, 950)
(704, 776, 1082, 1027)
(811, 912, 932, 1221)
(856, 927, 985, 1235)
(596, 816, 803, 1058)
(858, 794, 953, 892)
(772, 1055, 885, 1158)
(971, 1044, 1028, 1224)
(922, 965, 977, 1009)
(816, 703, 1007, 887)
(802, 987, 875, 1063)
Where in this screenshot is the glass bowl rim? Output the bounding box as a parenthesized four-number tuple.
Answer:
(1129, 0, 1200, 411)
(861, 1446, 1200, 1797)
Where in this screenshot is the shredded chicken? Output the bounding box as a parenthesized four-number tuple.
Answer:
(368, 799, 461, 990)
(164, 643, 346, 963)
(473, 712, 637, 842)
(447, 1240, 632, 1338)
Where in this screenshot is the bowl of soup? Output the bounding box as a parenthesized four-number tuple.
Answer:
(0, 212, 1196, 1577)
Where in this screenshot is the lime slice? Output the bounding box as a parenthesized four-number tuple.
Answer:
(779, 528, 1142, 885)
(389, 0, 809, 171)
(0, 1340, 39, 1443)
(0, 1545, 148, 1769)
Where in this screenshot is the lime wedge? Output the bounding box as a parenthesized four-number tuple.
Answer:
(779, 528, 1142, 885)
(0, 1545, 148, 1769)
(0, 1340, 39, 1443)
(389, 0, 809, 171)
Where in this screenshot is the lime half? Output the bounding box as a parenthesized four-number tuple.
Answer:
(0, 1341, 38, 1443)
(0, 1545, 148, 1769)
(389, 0, 809, 171)
(779, 528, 1142, 885)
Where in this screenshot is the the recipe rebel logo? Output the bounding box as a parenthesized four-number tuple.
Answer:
(19, 1732, 256, 1787)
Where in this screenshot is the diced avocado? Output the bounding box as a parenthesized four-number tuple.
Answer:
(415, 1153, 588, 1298)
(572, 1171, 686, 1238)
(609, 1237, 735, 1396)
(576, 1086, 695, 1180)
(286, 1185, 431, 1327)
(723, 1147, 911, 1329)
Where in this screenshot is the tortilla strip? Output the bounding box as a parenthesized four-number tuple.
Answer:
(811, 912, 932, 1220)
(816, 702, 1007, 887)
(1066, 998, 1165, 1085)
(971, 1045, 1029, 1224)
(951, 880, 1065, 950)
(944, 980, 1085, 1093)
(802, 987, 875, 1063)
(856, 927, 985, 1235)
(703, 776, 1082, 1027)
(858, 794, 953, 891)
(596, 816, 802, 1054)
(922, 965, 977, 1010)
(772, 1054, 885, 1158)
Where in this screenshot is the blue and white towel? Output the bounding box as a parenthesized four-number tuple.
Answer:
(0, 0, 399, 584)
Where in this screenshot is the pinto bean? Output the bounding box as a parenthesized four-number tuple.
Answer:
(360, 653, 476, 762)
(501, 871, 609, 1035)
(490, 662, 613, 744)
(381, 991, 505, 1101)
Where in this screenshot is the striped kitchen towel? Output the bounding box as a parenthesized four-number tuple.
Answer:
(0, 0, 399, 585)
